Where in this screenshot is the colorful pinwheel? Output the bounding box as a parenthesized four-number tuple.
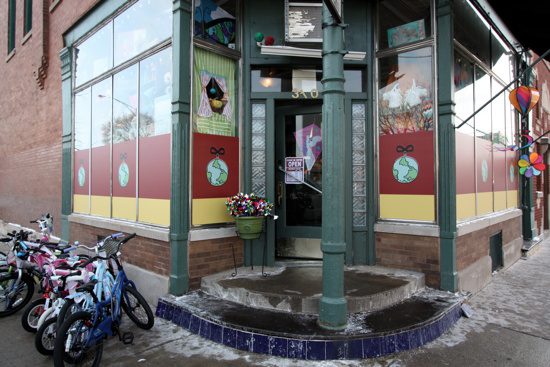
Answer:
(518, 152, 546, 178)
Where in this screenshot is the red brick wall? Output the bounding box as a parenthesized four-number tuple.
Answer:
(457, 216, 521, 271)
(0, 1, 99, 233)
(70, 222, 170, 277)
(375, 233, 440, 288)
(188, 237, 244, 289)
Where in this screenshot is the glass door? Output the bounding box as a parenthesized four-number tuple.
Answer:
(275, 104, 323, 259)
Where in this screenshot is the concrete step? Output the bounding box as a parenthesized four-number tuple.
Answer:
(200, 265, 425, 314)
(156, 289, 464, 360)
(522, 237, 543, 258)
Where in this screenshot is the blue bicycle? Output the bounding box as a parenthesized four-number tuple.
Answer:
(53, 233, 154, 367)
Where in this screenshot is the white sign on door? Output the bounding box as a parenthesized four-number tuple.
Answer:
(285, 157, 304, 184)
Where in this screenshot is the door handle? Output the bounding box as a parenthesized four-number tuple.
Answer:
(277, 181, 284, 206)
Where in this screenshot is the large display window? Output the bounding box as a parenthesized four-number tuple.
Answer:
(377, 47, 435, 222)
(72, 0, 172, 227)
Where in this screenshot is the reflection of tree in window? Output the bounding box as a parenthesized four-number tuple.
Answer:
(378, 49, 433, 134)
(194, 0, 237, 47)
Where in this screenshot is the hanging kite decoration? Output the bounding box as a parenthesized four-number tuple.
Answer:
(509, 86, 540, 115)
(518, 152, 546, 178)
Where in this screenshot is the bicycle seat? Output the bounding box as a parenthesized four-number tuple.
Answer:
(76, 279, 98, 293)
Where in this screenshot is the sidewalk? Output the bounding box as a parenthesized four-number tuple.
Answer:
(2, 239, 550, 366)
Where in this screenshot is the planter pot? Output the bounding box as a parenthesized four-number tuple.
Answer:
(235, 216, 265, 240)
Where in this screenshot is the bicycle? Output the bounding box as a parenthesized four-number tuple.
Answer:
(53, 233, 154, 367)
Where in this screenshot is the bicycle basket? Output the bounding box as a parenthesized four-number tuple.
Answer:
(100, 237, 120, 257)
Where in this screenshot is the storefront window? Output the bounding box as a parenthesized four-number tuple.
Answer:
(474, 67, 493, 216)
(194, 0, 238, 50)
(114, 0, 172, 66)
(454, 49, 518, 222)
(138, 48, 172, 226)
(74, 23, 113, 87)
(378, 0, 431, 51)
(377, 47, 435, 221)
(111, 65, 138, 222)
(90, 78, 112, 218)
(72, 0, 172, 226)
(73, 89, 91, 214)
(454, 53, 476, 220)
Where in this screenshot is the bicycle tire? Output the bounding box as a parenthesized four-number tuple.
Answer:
(0, 270, 35, 317)
(57, 298, 80, 328)
(35, 316, 57, 355)
(53, 311, 103, 367)
(122, 286, 154, 330)
(21, 297, 46, 332)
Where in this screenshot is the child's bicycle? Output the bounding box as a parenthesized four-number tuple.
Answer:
(53, 233, 154, 367)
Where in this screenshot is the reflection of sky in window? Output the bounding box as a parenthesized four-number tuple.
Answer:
(113, 65, 138, 143)
(74, 89, 91, 151)
(114, 0, 172, 66)
(91, 78, 112, 148)
(139, 47, 172, 137)
(492, 82, 506, 145)
(74, 23, 113, 87)
(474, 68, 491, 139)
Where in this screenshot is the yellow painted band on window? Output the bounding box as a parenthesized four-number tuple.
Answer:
(380, 194, 435, 222)
(192, 198, 235, 226)
(90, 196, 111, 218)
(507, 190, 518, 208)
(138, 198, 170, 227)
(457, 193, 476, 221)
(477, 192, 494, 216)
(112, 197, 137, 222)
(494, 191, 507, 212)
(73, 194, 90, 214)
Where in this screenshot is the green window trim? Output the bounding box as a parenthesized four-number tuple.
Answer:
(8, 0, 16, 54)
(24, 0, 33, 35)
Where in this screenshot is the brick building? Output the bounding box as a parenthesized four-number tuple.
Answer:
(0, 0, 548, 303)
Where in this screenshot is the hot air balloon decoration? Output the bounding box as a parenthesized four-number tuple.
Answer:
(509, 86, 540, 115)
(518, 152, 546, 178)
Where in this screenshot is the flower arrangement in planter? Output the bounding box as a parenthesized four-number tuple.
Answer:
(225, 193, 274, 239)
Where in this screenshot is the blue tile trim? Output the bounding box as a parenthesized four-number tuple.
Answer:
(223, 327, 237, 348)
(253, 334, 269, 354)
(288, 339, 306, 359)
(236, 330, 253, 351)
(155, 297, 464, 361)
(348, 339, 363, 359)
(189, 315, 201, 334)
(268, 336, 287, 357)
(306, 340, 326, 360)
(326, 340, 349, 360)
(210, 323, 223, 344)
(199, 320, 212, 339)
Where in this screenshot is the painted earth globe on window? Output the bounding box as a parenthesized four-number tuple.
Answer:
(392, 156, 419, 184)
(78, 166, 86, 187)
(207, 157, 229, 186)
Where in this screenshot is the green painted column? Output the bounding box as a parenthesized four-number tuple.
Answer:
(520, 59, 535, 241)
(437, 0, 458, 292)
(169, 0, 192, 295)
(60, 47, 73, 242)
(319, 3, 347, 330)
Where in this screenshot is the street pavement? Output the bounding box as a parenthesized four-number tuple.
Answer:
(2, 239, 550, 366)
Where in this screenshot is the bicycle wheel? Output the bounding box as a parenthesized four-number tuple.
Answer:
(53, 311, 103, 367)
(0, 270, 35, 317)
(57, 298, 81, 328)
(35, 316, 57, 355)
(22, 297, 46, 332)
(121, 286, 154, 330)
